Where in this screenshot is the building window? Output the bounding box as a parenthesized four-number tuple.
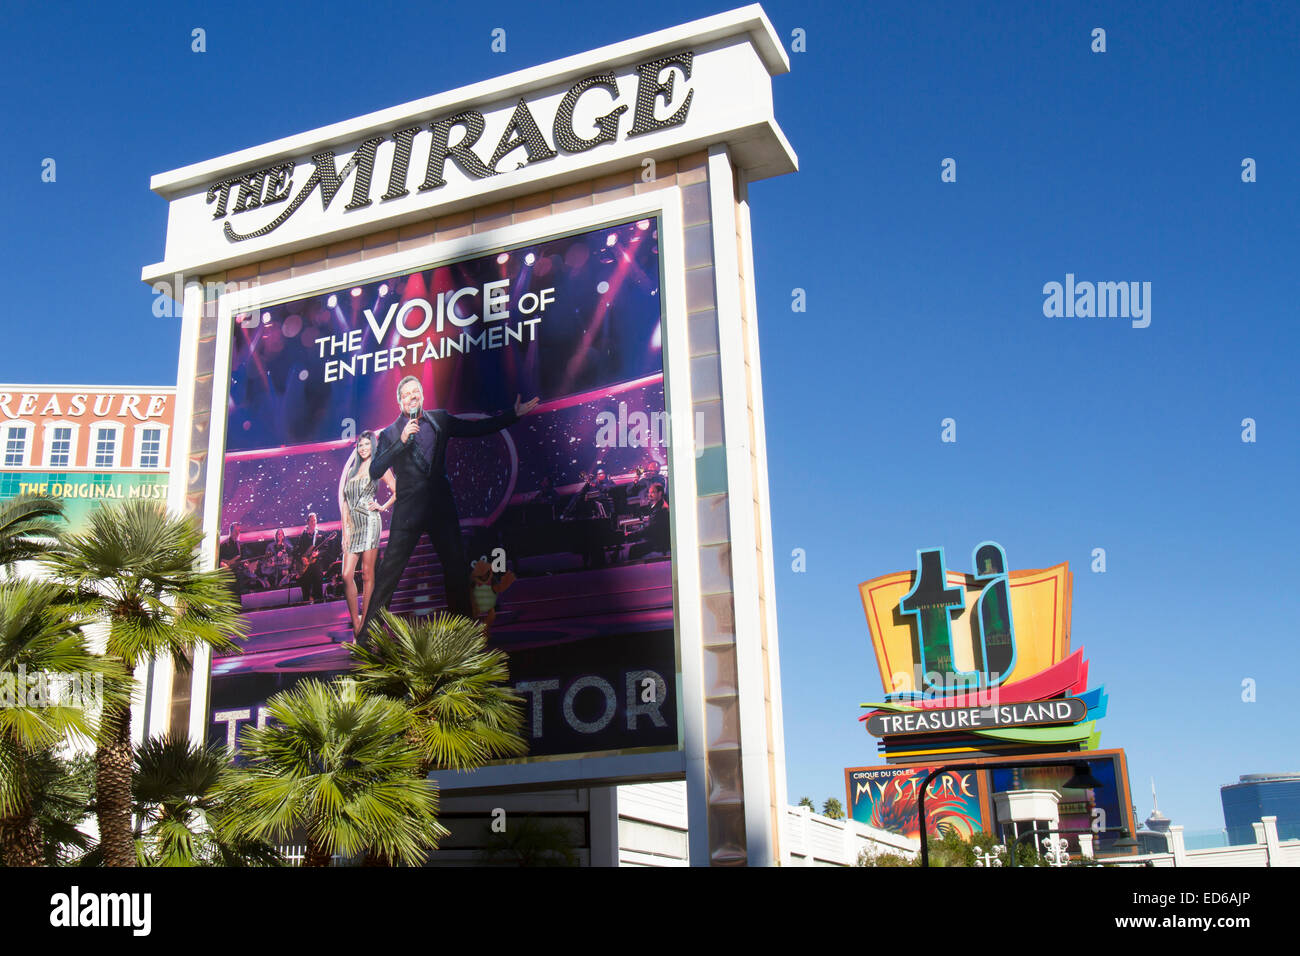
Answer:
(49, 427, 73, 467)
(139, 428, 162, 468)
(94, 427, 117, 468)
(3, 427, 26, 467)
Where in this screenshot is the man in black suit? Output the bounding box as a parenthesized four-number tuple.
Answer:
(358, 375, 538, 640)
(628, 459, 668, 507)
(628, 482, 670, 559)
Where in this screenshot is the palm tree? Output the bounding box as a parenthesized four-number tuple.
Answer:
(216, 679, 446, 867)
(0, 493, 66, 573)
(132, 733, 282, 867)
(22, 749, 98, 866)
(46, 499, 246, 867)
(215, 681, 444, 868)
(347, 610, 527, 778)
(0, 578, 121, 866)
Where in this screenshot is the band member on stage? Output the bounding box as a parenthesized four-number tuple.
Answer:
(296, 512, 335, 604)
(562, 467, 616, 520)
(628, 459, 667, 506)
(219, 523, 242, 568)
(258, 528, 293, 589)
(338, 431, 396, 635)
(357, 375, 539, 641)
(219, 523, 256, 592)
(628, 482, 670, 559)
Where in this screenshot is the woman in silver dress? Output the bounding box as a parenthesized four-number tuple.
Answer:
(337, 431, 395, 636)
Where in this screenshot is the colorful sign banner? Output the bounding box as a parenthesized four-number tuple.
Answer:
(986, 752, 1136, 853)
(0, 472, 169, 534)
(859, 549, 1072, 697)
(864, 698, 1087, 736)
(847, 765, 983, 840)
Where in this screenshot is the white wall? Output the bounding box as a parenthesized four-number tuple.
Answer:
(1112, 817, 1295, 867)
(615, 782, 917, 867)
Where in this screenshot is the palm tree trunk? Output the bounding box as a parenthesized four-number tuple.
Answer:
(0, 748, 45, 866)
(96, 703, 136, 867)
(303, 833, 333, 867)
(0, 811, 44, 866)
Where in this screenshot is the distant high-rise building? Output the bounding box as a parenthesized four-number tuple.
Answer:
(1221, 773, 1300, 844)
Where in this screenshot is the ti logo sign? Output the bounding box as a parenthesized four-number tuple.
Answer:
(898, 542, 1016, 695)
(858, 542, 1073, 701)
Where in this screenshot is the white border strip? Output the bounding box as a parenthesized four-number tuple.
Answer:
(706, 143, 774, 865)
(735, 170, 789, 865)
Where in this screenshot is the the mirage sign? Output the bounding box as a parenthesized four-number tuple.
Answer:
(205, 53, 696, 243)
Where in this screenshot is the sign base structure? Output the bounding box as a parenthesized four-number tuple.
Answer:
(142, 7, 795, 865)
(845, 749, 1139, 859)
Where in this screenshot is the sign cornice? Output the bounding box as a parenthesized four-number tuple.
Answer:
(141, 5, 796, 286)
(148, 5, 788, 197)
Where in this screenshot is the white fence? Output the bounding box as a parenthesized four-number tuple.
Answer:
(1111, 816, 1297, 867)
(784, 805, 918, 866)
(276, 845, 347, 866)
(616, 782, 917, 866)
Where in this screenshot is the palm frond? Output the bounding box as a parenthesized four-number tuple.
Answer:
(348, 611, 527, 773)
(131, 732, 282, 866)
(43, 499, 247, 670)
(0, 494, 67, 569)
(0, 579, 123, 758)
(216, 680, 444, 866)
(0, 747, 96, 866)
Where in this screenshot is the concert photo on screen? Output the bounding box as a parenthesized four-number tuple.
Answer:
(212, 216, 679, 760)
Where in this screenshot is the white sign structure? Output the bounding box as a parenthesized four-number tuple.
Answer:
(142, 8, 794, 286)
(143, 5, 797, 866)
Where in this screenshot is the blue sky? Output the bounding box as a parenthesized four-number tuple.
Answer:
(3, 0, 1296, 834)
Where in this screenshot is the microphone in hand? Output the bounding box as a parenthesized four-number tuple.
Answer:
(402, 407, 421, 444)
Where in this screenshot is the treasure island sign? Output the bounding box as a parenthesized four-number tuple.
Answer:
(857, 542, 1109, 763)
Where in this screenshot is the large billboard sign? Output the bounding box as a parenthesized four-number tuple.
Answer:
(986, 752, 1136, 854)
(210, 214, 682, 763)
(846, 764, 983, 841)
(151, 8, 797, 863)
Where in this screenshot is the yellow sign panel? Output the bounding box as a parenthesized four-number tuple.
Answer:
(858, 563, 1072, 696)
